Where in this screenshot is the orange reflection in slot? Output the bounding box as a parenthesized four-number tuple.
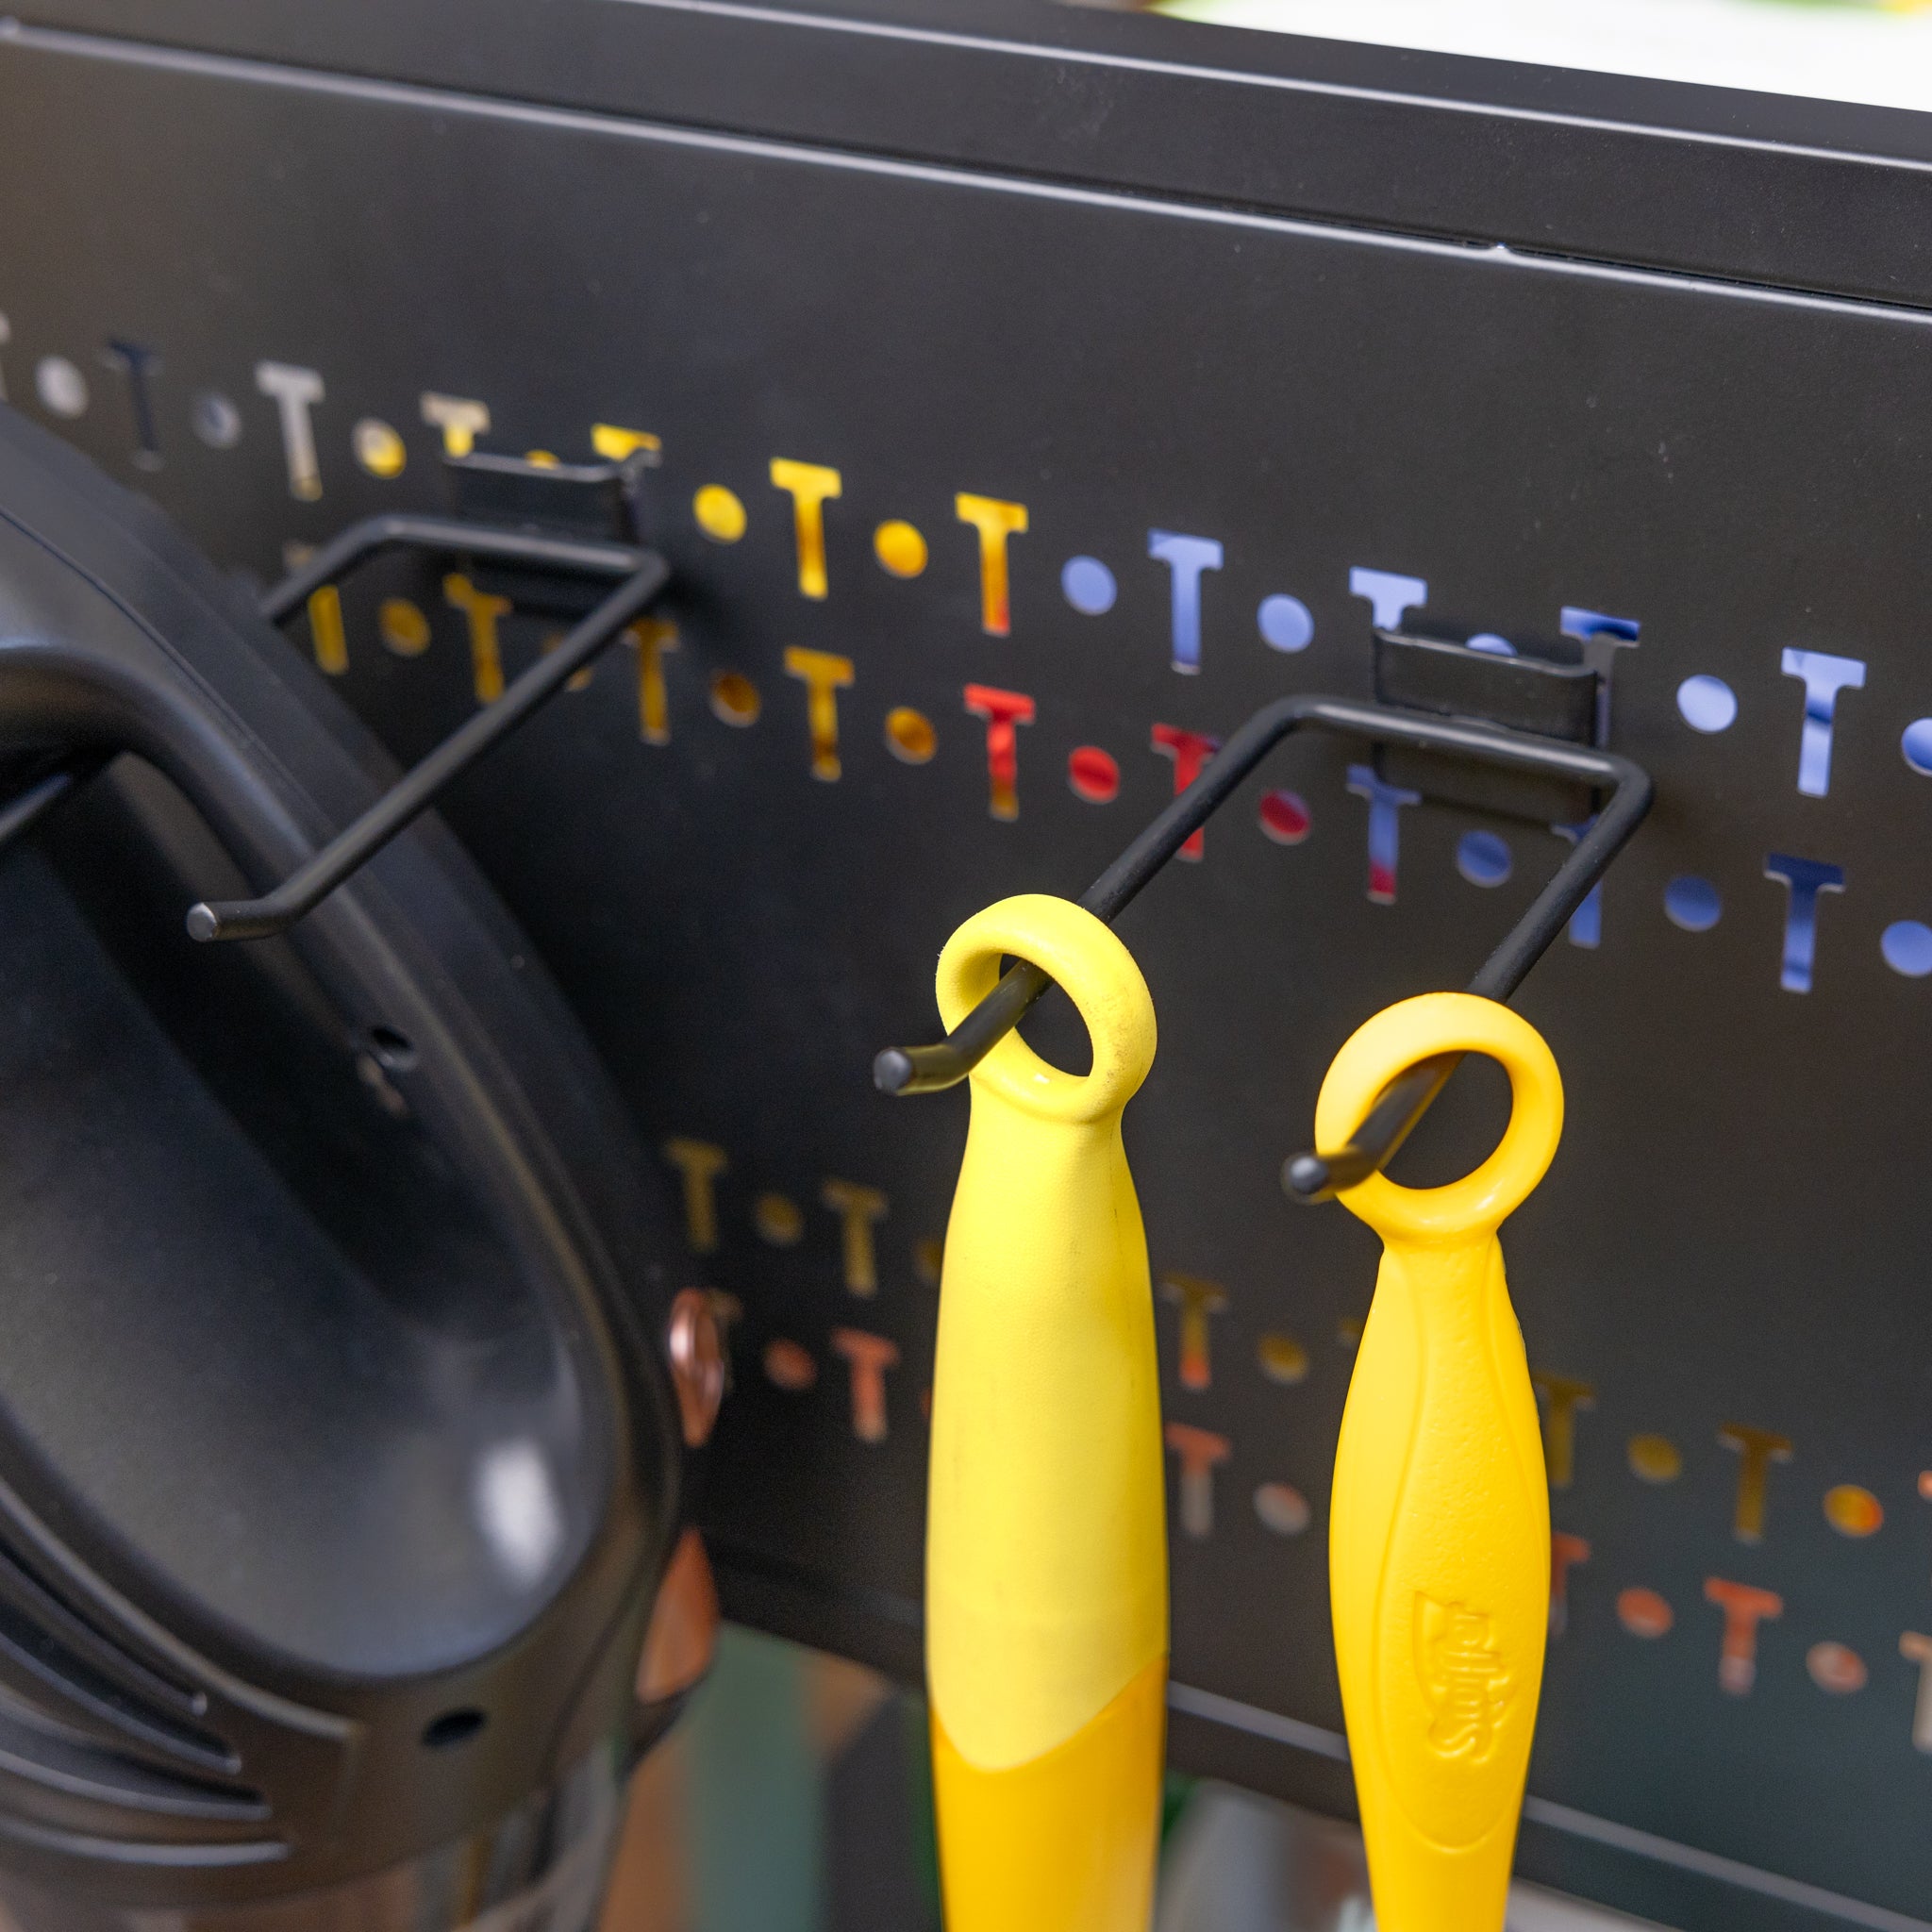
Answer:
(1164, 1423, 1230, 1540)
(591, 423, 660, 465)
(763, 1340, 817, 1392)
(627, 620, 679, 744)
(954, 493, 1028, 635)
(661, 1138, 727, 1254)
(443, 574, 510, 705)
(1705, 1576, 1783, 1694)
(771, 459, 842, 599)
(1532, 1374, 1595, 1491)
(831, 1329, 900, 1444)
(1158, 1274, 1227, 1392)
(1719, 1424, 1793, 1542)
(421, 391, 489, 458)
(1549, 1533, 1591, 1638)
(1824, 1484, 1884, 1538)
(822, 1180, 888, 1298)
(1807, 1641, 1867, 1694)
(785, 647, 854, 780)
(1617, 1589, 1673, 1640)
(306, 586, 347, 677)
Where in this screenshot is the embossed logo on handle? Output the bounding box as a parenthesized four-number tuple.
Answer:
(1415, 1593, 1512, 1764)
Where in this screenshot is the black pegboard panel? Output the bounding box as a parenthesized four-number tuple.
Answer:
(2, 10, 1931, 1924)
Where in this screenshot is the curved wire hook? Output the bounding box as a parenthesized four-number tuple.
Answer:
(873, 693, 1652, 1202)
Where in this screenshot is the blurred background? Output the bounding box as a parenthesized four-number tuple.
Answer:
(602, 1631, 1660, 1932)
(1088, 0, 1932, 115)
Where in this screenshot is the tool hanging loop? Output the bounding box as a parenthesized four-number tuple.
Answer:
(1321, 993, 1561, 1932)
(927, 893, 1166, 1932)
(1317, 992, 1564, 1241)
(935, 894, 1157, 1124)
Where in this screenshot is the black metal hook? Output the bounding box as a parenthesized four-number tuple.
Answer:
(0, 757, 105, 855)
(258, 512, 646, 625)
(872, 693, 1653, 1202)
(187, 512, 670, 941)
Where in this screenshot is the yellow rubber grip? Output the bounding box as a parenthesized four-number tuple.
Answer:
(1320, 993, 1564, 1932)
(932, 1656, 1166, 1932)
(925, 894, 1166, 1932)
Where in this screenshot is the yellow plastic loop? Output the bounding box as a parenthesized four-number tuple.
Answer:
(1321, 992, 1563, 1932)
(936, 895, 1157, 1125)
(1315, 991, 1563, 1245)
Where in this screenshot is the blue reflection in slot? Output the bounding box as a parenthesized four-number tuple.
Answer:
(1883, 921, 1932, 978)
(1347, 566, 1426, 631)
(1148, 531, 1223, 674)
(1552, 818, 1603, 948)
(1257, 593, 1313, 654)
(1664, 874, 1723, 933)
(1779, 649, 1865, 797)
(1346, 764, 1420, 906)
(1457, 830, 1512, 887)
(1061, 556, 1117, 616)
(1764, 854, 1845, 992)
(1676, 675, 1738, 734)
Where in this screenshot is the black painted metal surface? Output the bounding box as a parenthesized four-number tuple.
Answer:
(0, 7, 1928, 1925)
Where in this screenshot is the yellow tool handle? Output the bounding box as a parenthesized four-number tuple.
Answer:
(926, 894, 1166, 1932)
(1319, 993, 1564, 1932)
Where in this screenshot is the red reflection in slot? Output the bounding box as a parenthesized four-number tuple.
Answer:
(1068, 745, 1121, 804)
(1257, 790, 1310, 845)
(1150, 724, 1221, 859)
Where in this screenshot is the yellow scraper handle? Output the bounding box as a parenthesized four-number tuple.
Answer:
(926, 894, 1166, 1932)
(1319, 993, 1564, 1932)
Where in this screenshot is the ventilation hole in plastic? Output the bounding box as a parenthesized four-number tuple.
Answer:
(422, 1709, 486, 1750)
(368, 1024, 419, 1072)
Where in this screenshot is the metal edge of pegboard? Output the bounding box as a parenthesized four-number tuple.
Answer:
(10, 8, 1932, 318)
